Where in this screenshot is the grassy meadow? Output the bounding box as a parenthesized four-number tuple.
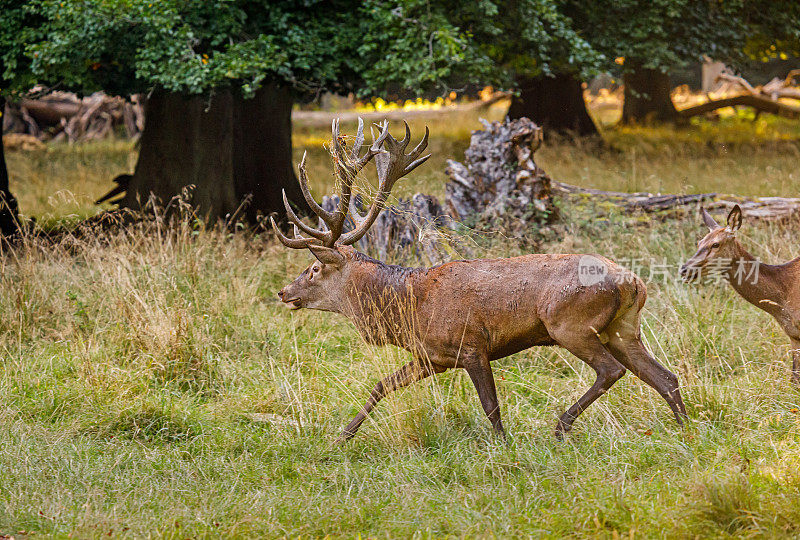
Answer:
(2, 104, 800, 537)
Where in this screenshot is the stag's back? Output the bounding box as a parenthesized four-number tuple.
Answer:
(408, 254, 641, 360)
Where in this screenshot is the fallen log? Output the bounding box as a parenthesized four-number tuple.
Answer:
(678, 93, 800, 119)
(553, 181, 800, 221)
(3, 91, 144, 142)
(678, 72, 800, 119)
(552, 181, 717, 212)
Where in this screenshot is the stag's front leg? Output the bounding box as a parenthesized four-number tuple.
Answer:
(338, 360, 444, 442)
(791, 338, 800, 387)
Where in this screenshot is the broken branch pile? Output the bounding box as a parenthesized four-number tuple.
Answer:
(3, 92, 143, 142)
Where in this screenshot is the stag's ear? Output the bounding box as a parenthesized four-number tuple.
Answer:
(726, 204, 743, 233)
(308, 245, 345, 268)
(701, 207, 719, 231)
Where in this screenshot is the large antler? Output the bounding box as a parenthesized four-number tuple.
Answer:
(271, 118, 429, 248)
(339, 121, 429, 245)
(270, 117, 389, 248)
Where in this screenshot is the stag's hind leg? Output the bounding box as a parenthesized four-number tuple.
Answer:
(550, 332, 627, 438)
(606, 319, 687, 424)
(464, 356, 506, 438)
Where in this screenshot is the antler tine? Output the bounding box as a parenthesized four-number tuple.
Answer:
(274, 118, 423, 249)
(297, 152, 335, 224)
(269, 216, 316, 249)
(270, 151, 336, 249)
(327, 117, 392, 246)
(282, 189, 328, 240)
(338, 122, 430, 246)
(407, 125, 430, 161)
(349, 117, 365, 160)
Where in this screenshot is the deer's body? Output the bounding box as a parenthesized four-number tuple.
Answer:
(282, 245, 687, 439)
(727, 247, 800, 344)
(274, 118, 687, 441)
(342, 251, 635, 360)
(682, 206, 800, 385)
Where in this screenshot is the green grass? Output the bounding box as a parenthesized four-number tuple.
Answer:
(2, 110, 800, 537)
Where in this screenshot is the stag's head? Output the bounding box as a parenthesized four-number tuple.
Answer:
(273, 118, 430, 312)
(680, 205, 743, 282)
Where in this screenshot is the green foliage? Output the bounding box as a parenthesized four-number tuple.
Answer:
(0, 0, 506, 99)
(574, 0, 800, 74)
(2, 0, 367, 97)
(357, 1, 499, 95)
(479, 0, 603, 80)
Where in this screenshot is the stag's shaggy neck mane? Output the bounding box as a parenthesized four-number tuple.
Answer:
(338, 250, 429, 347)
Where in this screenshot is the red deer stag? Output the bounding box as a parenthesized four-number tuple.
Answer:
(681, 205, 800, 386)
(273, 118, 687, 440)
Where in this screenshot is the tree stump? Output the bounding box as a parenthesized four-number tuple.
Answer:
(445, 117, 556, 240)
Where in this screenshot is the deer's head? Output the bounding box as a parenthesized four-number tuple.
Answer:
(680, 205, 743, 282)
(273, 118, 429, 312)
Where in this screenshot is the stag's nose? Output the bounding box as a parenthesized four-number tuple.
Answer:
(278, 288, 286, 300)
(679, 265, 687, 277)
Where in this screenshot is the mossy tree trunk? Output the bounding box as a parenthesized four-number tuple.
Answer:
(507, 73, 598, 136)
(622, 64, 679, 123)
(123, 84, 307, 222)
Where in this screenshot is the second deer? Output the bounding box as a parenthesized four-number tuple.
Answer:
(273, 119, 688, 440)
(681, 205, 800, 386)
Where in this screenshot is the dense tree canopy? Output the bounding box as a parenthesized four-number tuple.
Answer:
(1, 0, 505, 100)
(1, 0, 798, 227)
(574, 0, 800, 122)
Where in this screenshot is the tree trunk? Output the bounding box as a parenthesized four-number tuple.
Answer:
(123, 84, 307, 223)
(0, 97, 20, 236)
(506, 73, 598, 136)
(622, 64, 679, 123)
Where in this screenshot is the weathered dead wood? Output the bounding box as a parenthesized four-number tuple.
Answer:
(552, 182, 717, 212)
(444, 117, 556, 238)
(704, 197, 800, 220)
(678, 94, 800, 119)
(553, 180, 800, 221)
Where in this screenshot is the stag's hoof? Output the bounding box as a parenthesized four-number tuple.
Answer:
(554, 422, 571, 441)
(335, 430, 356, 444)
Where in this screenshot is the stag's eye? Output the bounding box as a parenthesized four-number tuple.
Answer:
(711, 242, 720, 249)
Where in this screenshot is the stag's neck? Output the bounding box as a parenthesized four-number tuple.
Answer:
(341, 253, 423, 345)
(726, 239, 791, 317)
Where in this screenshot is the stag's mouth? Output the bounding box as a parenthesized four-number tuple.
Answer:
(282, 297, 302, 310)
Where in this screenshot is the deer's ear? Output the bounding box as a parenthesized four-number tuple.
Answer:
(726, 204, 743, 233)
(308, 245, 345, 268)
(701, 207, 719, 231)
